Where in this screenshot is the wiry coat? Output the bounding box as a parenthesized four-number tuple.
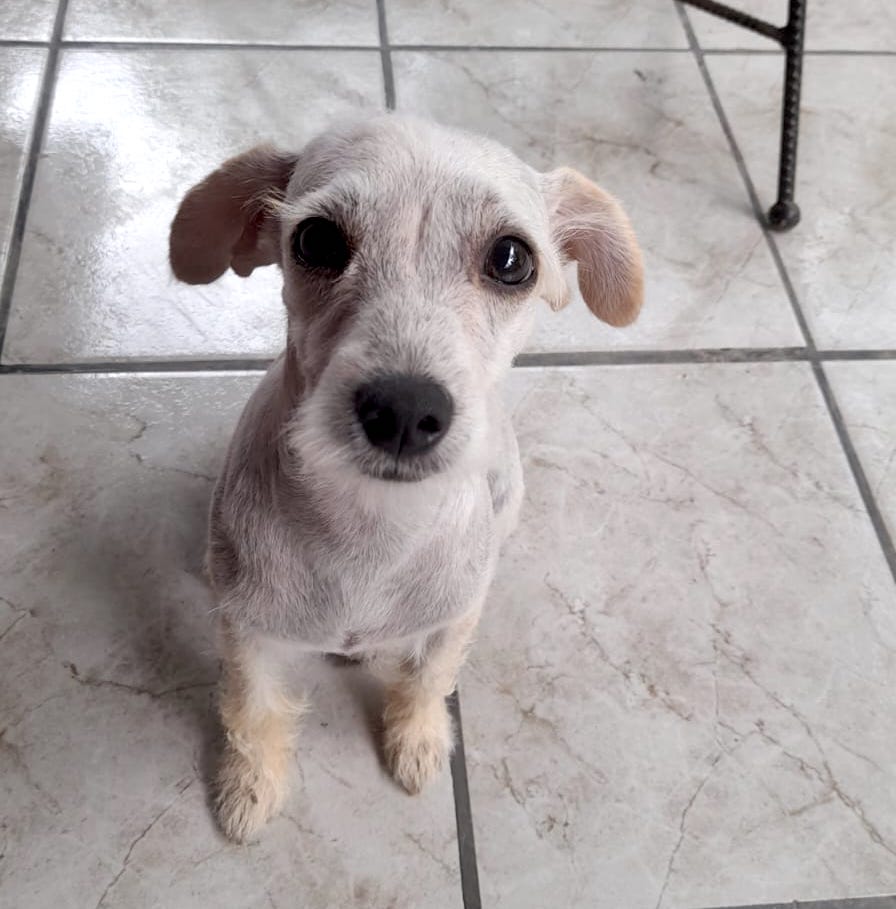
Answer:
(169, 115, 643, 842)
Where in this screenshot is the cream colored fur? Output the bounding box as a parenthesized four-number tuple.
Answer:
(169, 115, 643, 841)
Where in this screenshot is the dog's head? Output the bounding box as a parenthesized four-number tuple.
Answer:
(170, 116, 642, 484)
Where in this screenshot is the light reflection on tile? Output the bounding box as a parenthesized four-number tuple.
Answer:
(0, 0, 56, 40)
(3, 49, 384, 364)
(0, 48, 44, 276)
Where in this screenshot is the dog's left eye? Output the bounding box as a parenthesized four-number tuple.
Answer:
(484, 236, 535, 286)
(292, 217, 352, 272)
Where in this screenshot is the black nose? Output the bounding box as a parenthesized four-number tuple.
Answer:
(354, 375, 454, 458)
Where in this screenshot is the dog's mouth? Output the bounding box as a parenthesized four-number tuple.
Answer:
(358, 455, 447, 483)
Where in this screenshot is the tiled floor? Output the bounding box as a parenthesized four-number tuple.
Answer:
(1, 2, 895, 908)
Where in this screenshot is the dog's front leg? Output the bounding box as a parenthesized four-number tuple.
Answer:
(214, 622, 305, 842)
(382, 608, 482, 794)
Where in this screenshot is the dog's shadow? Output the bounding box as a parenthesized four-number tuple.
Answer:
(75, 457, 399, 831)
(69, 463, 224, 815)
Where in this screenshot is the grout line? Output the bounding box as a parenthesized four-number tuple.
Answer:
(811, 359, 896, 577)
(702, 47, 896, 56)
(57, 39, 382, 51)
(0, 38, 50, 47)
(700, 47, 781, 55)
(677, 0, 896, 586)
(700, 897, 896, 909)
(2, 38, 894, 55)
(798, 48, 896, 55)
(375, 0, 396, 109)
(0, 0, 70, 361)
(447, 689, 482, 909)
(818, 350, 896, 361)
(370, 43, 692, 53)
(1, 37, 894, 55)
(0, 358, 276, 374)
(5, 38, 692, 52)
(7, 348, 896, 376)
(514, 347, 810, 367)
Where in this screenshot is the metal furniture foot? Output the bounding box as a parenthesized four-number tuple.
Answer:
(680, 0, 808, 231)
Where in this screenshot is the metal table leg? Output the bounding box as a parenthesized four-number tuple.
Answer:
(680, 0, 808, 231)
(768, 0, 806, 229)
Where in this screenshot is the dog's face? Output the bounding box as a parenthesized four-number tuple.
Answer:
(170, 116, 643, 484)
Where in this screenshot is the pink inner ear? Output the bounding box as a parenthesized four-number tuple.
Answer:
(169, 182, 245, 285)
(547, 167, 644, 328)
(231, 208, 270, 278)
(169, 147, 297, 286)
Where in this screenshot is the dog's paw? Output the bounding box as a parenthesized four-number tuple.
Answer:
(214, 746, 288, 843)
(383, 698, 454, 795)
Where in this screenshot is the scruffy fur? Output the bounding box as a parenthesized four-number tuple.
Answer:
(169, 115, 643, 842)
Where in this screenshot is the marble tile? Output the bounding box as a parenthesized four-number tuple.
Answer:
(64, 0, 380, 46)
(0, 0, 56, 40)
(825, 362, 896, 543)
(705, 55, 896, 350)
(0, 374, 461, 909)
(386, 0, 688, 48)
(708, 899, 896, 909)
(393, 51, 802, 352)
(464, 362, 896, 908)
(2, 49, 384, 365)
(689, 0, 896, 52)
(0, 48, 45, 278)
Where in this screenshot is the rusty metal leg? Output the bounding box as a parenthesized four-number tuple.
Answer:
(767, 0, 807, 230)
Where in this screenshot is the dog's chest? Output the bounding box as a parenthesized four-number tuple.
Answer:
(268, 490, 496, 650)
(329, 541, 490, 651)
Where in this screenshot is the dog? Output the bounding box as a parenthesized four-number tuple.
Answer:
(169, 114, 643, 842)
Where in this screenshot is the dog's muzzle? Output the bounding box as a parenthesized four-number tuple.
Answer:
(354, 374, 454, 461)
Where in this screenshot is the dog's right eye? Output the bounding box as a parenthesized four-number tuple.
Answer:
(484, 235, 535, 287)
(292, 217, 351, 273)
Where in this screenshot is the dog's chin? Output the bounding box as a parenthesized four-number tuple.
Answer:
(358, 459, 446, 484)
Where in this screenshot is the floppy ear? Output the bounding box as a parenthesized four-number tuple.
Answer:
(542, 167, 644, 327)
(169, 145, 298, 285)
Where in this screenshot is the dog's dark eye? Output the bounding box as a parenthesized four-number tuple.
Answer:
(484, 236, 535, 286)
(292, 217, 351, 272)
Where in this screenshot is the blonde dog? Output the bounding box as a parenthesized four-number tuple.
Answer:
(169, 115, 643, 842)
